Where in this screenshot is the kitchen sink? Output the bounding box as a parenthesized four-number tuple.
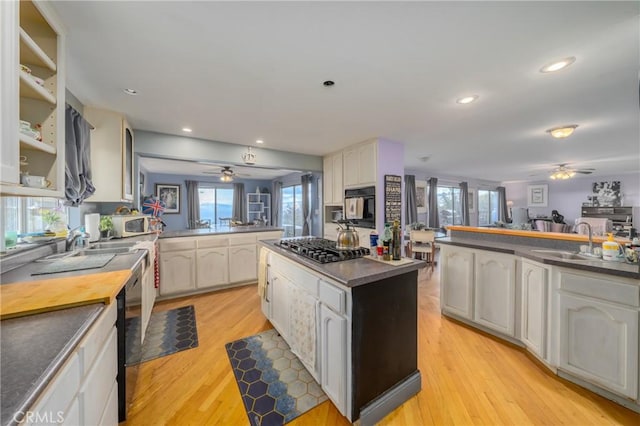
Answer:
(88, 241, 139, 249)
(531, 249, 601, 261)
(36, 247, 135, 262)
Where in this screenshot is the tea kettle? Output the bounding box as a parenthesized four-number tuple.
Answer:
(335, 221, 359, 250)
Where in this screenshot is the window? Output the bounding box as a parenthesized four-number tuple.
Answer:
(281, 184, 303, 237)
(198, 185, 233, 225)
(436, 186, 462, 226)
(1, 197, 67, 235)
(478, 189, 500, 226)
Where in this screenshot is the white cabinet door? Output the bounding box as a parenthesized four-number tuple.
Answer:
(559, 292, 638, 399)
(440, 246, 475, 319)
(342, 147, 358, 187)
(320, 303, 347, 416)
(474, 252, 516, 336)
(357, 141, 376, 185)
(521, 259, 548, 359)
(270, 271, 292, 341)
(229, 244, 257, 283)
(141, 259, 156, 343)
(196, 247, 229, 288)
(159, 250, 196, 295)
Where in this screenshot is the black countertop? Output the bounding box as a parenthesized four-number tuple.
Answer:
(1, 304, 104, 426)
(260, 240, 424, 287)
(438, 237, 640, 280)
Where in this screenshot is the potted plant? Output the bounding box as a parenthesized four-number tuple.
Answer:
(99, 215, 114, 240)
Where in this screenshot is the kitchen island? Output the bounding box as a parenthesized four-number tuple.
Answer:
(260, 239, 423, 425)
(439, 226, 640, 413)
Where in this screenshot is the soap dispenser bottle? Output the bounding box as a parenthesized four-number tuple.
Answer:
(602, 233, 623, 262)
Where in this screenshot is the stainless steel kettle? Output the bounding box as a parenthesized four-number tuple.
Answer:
(336, 221, 359, 249)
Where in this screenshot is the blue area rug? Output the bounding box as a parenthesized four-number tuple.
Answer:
(126, 305, 198, 365)
(225, 329, 327, 426)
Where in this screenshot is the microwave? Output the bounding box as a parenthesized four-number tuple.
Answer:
(111, 215, 154, 238)
(344, 186, 376, 229)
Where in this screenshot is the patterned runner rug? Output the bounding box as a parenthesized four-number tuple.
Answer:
(225, 329, 328, 426)
(126, 305, 198, 365)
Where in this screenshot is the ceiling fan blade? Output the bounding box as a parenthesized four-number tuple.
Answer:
(575, 170, 593, 174)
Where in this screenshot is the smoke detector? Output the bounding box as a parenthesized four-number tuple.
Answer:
(242, 146, 256, 165)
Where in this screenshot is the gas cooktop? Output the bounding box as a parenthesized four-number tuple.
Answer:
(275, 237, 370, 263)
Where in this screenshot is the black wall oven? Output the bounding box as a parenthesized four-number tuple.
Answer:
(344, 186, 376, 229)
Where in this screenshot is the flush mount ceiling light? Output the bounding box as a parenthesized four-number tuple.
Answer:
(256, 139, 264, 144)
(123, 88, 138, 95)
(456, 95, 478, 104)
(546, 124, 578, 139)
(182, 127, 192, 133)
(242, 146, 256, 165)
(540, 56, 576, 73)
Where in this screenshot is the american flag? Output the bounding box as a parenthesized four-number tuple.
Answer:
(142, 196, 165, 217)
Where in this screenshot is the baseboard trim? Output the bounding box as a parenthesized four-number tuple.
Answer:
(557, 369, 640, 414)
(359, 370, 421, 426)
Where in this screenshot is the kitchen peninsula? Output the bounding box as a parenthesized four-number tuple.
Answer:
(259, 238, 423, 424)
(439, 226, 640, 413)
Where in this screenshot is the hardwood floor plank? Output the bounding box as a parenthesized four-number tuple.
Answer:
(123, 266, 640, 425)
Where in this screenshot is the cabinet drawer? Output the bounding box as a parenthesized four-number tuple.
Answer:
(98, 380, 119, 426)
(79, 303, 116, 376)
(257, 231, 283, 241)
(319, 279, 345, 314)
(559, 269, 639, 307)
(160, 238, 197, 252)
(229, 234, 257, 245)
(272, 254, 318, 296)
(197, 236, 229, 248)
(79, 329, 118, 426)
(29, 352, 80, 422)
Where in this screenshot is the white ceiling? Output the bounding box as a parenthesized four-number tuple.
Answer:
(52, 1, 640, 183)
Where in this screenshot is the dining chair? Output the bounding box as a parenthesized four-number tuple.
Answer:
(410, 230, 436, 270)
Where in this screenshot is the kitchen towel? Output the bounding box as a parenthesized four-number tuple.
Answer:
(345, 197, 364, 220)
(258, 247, 268, 300)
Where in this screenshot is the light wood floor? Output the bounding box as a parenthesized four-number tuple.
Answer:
(125, 265, 640, 425)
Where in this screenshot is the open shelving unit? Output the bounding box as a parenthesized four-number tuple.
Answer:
(247, 192, 271, 224)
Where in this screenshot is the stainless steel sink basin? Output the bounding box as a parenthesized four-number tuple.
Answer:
(36, 247, 135, 262)
(88, 241, 139, 249)
(531, 249, 601, 261)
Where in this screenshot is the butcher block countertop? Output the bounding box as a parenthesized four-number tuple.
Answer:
(446, 225, 631, 244)
(0, 270, 131, 320)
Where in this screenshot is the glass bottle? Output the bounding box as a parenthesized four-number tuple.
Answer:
(392, 220, 402, 260)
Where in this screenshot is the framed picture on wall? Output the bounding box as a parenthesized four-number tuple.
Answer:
(156, 183, 180, 213)
(416, 180, 427, 213)
(468, 189, 476, 213)
(527, 184, 548, 207)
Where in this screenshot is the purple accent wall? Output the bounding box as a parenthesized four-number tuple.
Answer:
(375, 139, 405, 233)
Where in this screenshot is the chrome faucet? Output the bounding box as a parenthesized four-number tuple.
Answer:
(66, 226, 90, 251)
(576, 221, 593, 254)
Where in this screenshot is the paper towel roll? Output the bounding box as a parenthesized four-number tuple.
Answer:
(85, 213, 100, 242)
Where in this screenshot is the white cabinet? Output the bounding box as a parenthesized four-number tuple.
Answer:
(159, 238, 196, 296)
(247, 192, 270, 224)
(197, 247, 229, 288)
(440, 245, 475, 319)
(84, 107, 134, 202)
(320, 303, 347, 414)
(27, 303, 117, 426)
(323, 152, 343, 205)
(270, 270, 292, 341)
(229, 244, 257, 283)
(343, 141, 376, 188)
(474, 251, 516, 336)
(558, 269, 639, 400)
(521, 259, 549, 360)
(1, 0, 66, 197)
(141, 258, 156, 342)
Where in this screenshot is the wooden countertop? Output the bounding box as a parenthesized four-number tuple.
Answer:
(0, 270, 131, 320)
(446, 226, 631, 244)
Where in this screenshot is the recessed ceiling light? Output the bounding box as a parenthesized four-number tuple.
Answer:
(546, 124, 578, 139)
(323, 80, 335, 87)
(182, 127, 192, 133)
(456, 95, 478, 104)
(123, 88, 138, 95)
(540, 57, 576, 73)
(256, 139, 264, 144)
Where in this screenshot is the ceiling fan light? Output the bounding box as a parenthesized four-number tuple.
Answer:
(220, 174, 233, 182)
(547, 124, 578, 139)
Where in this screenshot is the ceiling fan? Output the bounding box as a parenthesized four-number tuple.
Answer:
(549, 163, 595, 180)
(202, 165, 246, 181)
